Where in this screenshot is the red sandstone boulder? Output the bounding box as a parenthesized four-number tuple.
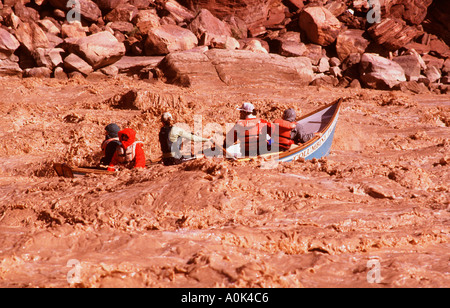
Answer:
(64, 31, 126, 69)
(63, 53, 93, 76)
(182, 0, 280, 29)
(157, 49, 313, 87)
(15, 21, 50, 53)
(299, 6, 341, 46)
(367, 18, 417, 51)
(145, 25, 198, 56)
(336, 29, 370, 61)
(93, 0, 124, 11)
(0, 28, 20, 59)
(48, 0, 102, 23)
(188, 9, 232, 41)
(360, 53, 406, 89)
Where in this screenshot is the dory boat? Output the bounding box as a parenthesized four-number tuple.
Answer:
(226, 99, 342, 162)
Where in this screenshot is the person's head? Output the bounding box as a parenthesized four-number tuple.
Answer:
(282, 108, 296, 122)
(237, 102, 255, 119)
(161, 112, 173, 126)
(105, 123, 120, 138)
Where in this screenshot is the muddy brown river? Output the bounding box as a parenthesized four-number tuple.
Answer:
(0, 76, 448, 288)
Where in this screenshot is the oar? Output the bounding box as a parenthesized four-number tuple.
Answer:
(216, 144, 237, 160)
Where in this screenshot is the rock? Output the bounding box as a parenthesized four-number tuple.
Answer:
(37, 19, 61, 36)
(329, 57, 341, 67)
(164, 0, 195, 24)
(242, 39, 269, 54)
(33, 47, 64, 69)
(394, 80, 429, 94)
(422, 54, 444, 70)
(310, 74, 338, 87)
(114, 56, 164, 75)
(63, 53, 93, 76)
(207, 35, 239, 50)
(54, 66, 68, 79)
(0, 58, 23, 76)
(224, 15, 247, 39)
(424, 66, 441, 83)
(48, 0, 102, 23)
(443, 59, 450, 75)
(0, 28, 20, 59)
(99, 64, 119, 76)
(145, 24, 198, 56)
(385, 0, 433, 25)
(134, 9, 161, 34)
(64, 31, 126, 69)
(286, 0, 304, 11)
(188, 9, 231, 42)
(428, 36, 450, 58)
(367, 18, 417, 51)
(325, 0, 347, 17)
(14, 22, 50, 53)
(61, 22, 87, 38)
(349, 78, 361, 88)
(359, 53, 406, 89)
(108, 21, 134, 34)
(299, 6, 341, 46)
(105, 3, 139, 23)
(317, 57, 330, 73)
(129, 0, 152, 9)
(303, 44, 323, 66)
(157, 49, 313, 87)
(94, 0, 123, 11)
(23, 66, 52, 78)
(330, 66, 342, 78)
(182, 0, 279, 30)
(335, 29, 369, 61)
(272, 39, 306, 57)
(392, 54, 421, 81)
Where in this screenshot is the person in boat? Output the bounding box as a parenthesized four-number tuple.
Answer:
(159, 112, 212, 166)
(272, 108, 322, 151)
(223, 102, 272, 157)
(107, 128, 146, 171)
(100, 123, 121, 166)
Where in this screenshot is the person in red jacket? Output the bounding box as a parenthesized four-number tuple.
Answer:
(223, 102, 272, 157)
(272, 109, 297, 151)
(107, 128, 146, 171)
(272, 108, 322, 151)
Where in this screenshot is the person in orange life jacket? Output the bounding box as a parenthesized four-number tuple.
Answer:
(100, 123, 121, 166)
(159, 112, 212, 166)
(223, 102, 272, 157)
(107, 128, 146, 171)
(273, 108, 322, 151)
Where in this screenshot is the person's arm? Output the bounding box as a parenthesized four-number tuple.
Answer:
(133, 143, 146, 168)
(107, 151, 119, 171)
(101, 142, 117, 166)
(292, 123, 315, 144)
(172, 126, 209, 142)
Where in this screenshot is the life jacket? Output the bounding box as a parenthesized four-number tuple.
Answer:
(101, 137, 120, 155)
(159, 126, 182, 158)
(116, 141, 144, 164)
(273, 119, 296, 151)
(116, 128, 144, 167)
(235, 118, 269, 155)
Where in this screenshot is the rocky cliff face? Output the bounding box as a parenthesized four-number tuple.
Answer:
(0, 0, 449, 93)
